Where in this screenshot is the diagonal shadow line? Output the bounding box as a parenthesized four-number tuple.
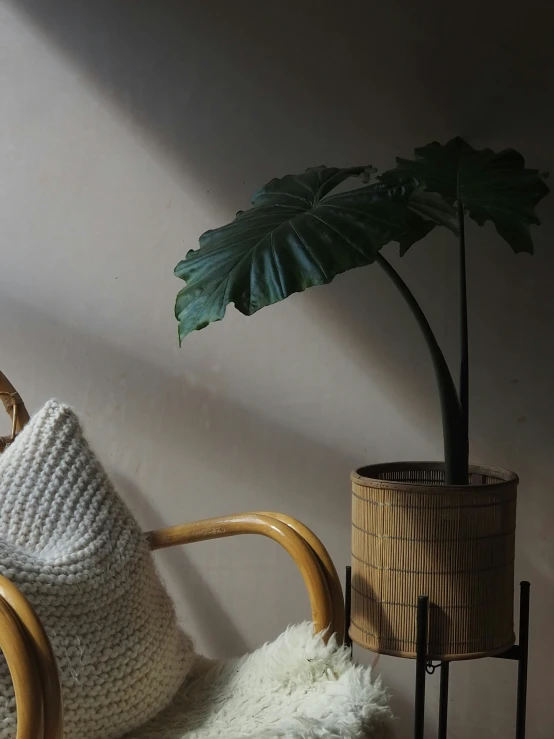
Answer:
(9, 0, 554, 220)
(10, 0, 541, 216)
(113, 473, 250, 658)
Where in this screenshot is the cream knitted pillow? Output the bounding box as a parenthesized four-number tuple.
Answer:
(0, 400, 194, 739)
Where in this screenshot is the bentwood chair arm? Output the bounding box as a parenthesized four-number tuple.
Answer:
(0, 371, 29, 451)
(257, 512, 345, 642)
(146, 513, 344, 640)
(0, 579, 47, 739)
(0, 576, 63, 739)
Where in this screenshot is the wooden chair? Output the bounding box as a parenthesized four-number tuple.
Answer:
(0, 370, 345, 739)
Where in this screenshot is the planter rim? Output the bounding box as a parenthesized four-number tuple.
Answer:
(351, 461, 518, 493)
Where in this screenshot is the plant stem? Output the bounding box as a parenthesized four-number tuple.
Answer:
(458, 201, 469, 479)
(376, 253, 467, 484)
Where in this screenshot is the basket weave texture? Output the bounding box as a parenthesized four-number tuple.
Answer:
(350, 462, 518, 661)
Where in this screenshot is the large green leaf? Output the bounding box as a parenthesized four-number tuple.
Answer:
(391, 136, 549, 253)
(175, 166, 434, 341)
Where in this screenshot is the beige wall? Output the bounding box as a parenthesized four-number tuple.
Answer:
(1, 1, 553, 736)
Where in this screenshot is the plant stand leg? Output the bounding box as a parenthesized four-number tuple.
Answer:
(414, 596, 429, 739)
(345, 565, 352, 651)
(345, 572, 530, 739)
(516, 581, 530, 739)
(438, 662, 450, 738)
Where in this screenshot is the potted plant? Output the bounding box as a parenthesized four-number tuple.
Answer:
(173, 137, 548, 660)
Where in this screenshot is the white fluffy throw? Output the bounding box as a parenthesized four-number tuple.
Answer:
(0, 400, 392, 739)
(129, 624, 392, 739)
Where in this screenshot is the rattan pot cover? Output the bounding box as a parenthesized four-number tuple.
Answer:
(350, 462, 518, 661)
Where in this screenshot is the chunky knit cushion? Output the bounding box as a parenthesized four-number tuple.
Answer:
(0, 400, 194, 739)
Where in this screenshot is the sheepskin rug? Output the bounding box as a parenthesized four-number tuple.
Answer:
(127, 623, 392, 739)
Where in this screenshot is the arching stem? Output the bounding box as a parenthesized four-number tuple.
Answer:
(376, 253, 468, 484)
(458, 201, 469, 478)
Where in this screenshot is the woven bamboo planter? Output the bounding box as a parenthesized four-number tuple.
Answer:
(350, 462, 518, 661)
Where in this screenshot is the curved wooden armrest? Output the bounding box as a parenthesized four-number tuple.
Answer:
(258, 512, 345, 643)
(0, 575, 63, 739)
(146, 512, 343, 642)
(0, 583, 45, 739)
(0, 371, 29, 451)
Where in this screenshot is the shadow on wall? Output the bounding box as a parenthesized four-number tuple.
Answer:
(10, 0, 554, 213)
(9, 0, 554, 473)
(9, 0, 554, 481)
(114, 474, 250, 658)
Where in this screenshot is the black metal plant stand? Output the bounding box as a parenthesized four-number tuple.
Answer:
(344, 569, 530, 739)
